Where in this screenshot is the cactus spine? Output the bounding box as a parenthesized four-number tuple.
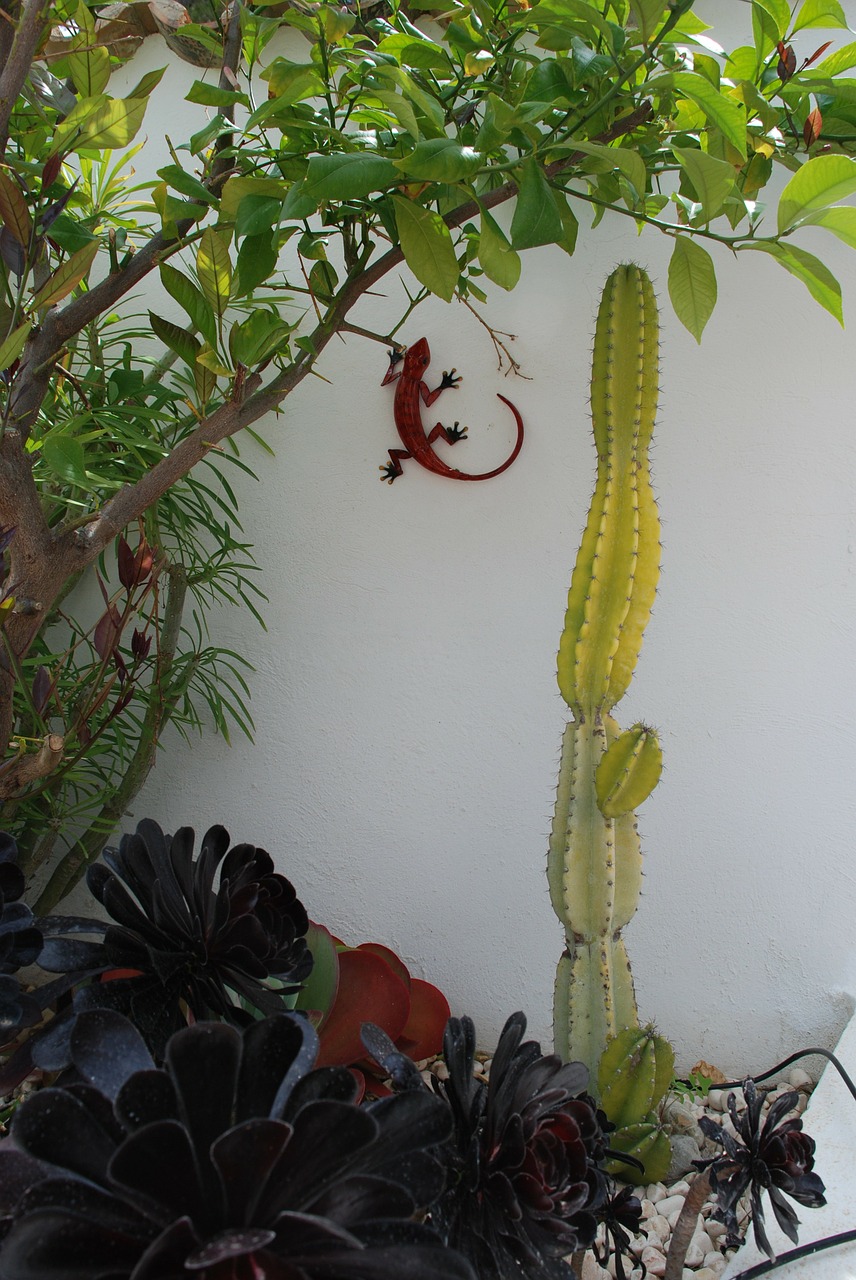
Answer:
(548, 264, 663, 1079)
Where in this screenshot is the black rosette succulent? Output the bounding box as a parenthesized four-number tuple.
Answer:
(593, 1185, 644, 1280)
(38, 819, 313, 1056)
(698, 1076, 826, 1259)
(364, 1011, 608, 1280)
(0, 832, 42, 1042)
(0, 1008, 477, 1280)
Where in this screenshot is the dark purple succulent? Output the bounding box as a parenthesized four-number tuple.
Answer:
(38, 819, 313, 1056)
(0, 1008, 477, 1280)
(698, 1076, 826, 1259)
(593, 1185, 644, 1280)
(364, 1011, 608, 1280)
(0, 832, 42, 1041)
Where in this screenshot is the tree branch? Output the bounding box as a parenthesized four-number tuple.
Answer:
(0, 0, 53, 155)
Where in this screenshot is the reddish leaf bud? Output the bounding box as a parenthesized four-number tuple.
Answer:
(42, 153, 63, 188)
(803, 107, 823, 149)
(94, 605, 121, 660)
(117, 536, 136, 591)
(131, 628, 152, 662)
(776, 41, 796, 81)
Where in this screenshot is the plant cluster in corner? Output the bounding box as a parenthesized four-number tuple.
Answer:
(3, 0, 856, 913)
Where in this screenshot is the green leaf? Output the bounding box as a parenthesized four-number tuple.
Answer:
(186, 80, 249, 108)
(32, 240, 99, 308)
(67, 39, 111, 98)
(235, 233, 278, 294)
(672, 146, 735, 220)
(42, 435, 86, 486)
(391, 196, 459, 301)
(0, 321, 32, 371)
(510, 158, 564, 250)
(303, 154, 399, 203)
(148, 312, 201, 367)
(157, 164, 217, 207)
(668, 237, 717, 342)
(778, 154, 856, 232)
(748, 241, 842, 323)
(294, 923, 339, 1022)
(219, 176, 289, 223)
(56, 95, 149, 153)
(553, 190, 579, 257)
(478, 208, 521, 290)
(793, 0, 847, 30)
(160, 263, 217, 347)
(629, 0, 667, 44)
(798, 204, 856, 248)
(753, 0, 789, 44)
(125, 67, 167, 99)
(196, 346, 232, 377)
(395, 140, 483, 183)
(197, 228, 232, 317)
(235, 195, 282, 239)
(672, 71, 747, 159)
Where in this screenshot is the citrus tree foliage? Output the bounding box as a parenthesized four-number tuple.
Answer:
(1, 0, 856, 907)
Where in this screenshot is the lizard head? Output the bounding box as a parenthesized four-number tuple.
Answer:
(403, 337, 430, 376)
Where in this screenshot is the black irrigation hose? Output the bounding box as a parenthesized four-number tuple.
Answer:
(726, 1228, 856, 1278)
(676, 1046, 856, 1278)
(677, 1045, 856, 1106)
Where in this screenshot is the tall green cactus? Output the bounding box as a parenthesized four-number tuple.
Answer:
(548, 264, 663, 1078)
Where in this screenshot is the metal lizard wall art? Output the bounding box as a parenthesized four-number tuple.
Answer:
(380, 337, 524, 483)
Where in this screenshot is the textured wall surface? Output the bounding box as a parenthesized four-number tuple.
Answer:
(127, 2, 856, 1075)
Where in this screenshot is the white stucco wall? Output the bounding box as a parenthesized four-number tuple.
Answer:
(122, 2, 856, 1075)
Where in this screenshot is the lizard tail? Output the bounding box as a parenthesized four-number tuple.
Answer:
(459, 393, 524, 480)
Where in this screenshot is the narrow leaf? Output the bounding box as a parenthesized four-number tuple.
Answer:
(778, 154, 856, 232)
(668, 237, 717, 342)
(32, 240, 99, 308)
(149, 312, 201, 367)
(0, 322, 32, 372)
(0, 169, 32, 247)
(160, 263, 217, 347)
(391, 196, 459, 301)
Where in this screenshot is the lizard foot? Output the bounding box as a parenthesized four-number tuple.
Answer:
(440, 368, 462, 390)
(379, 463, 400, 483)
(447, 421, 468, 442)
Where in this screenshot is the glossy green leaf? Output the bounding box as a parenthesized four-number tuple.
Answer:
(672, 146, 735, 220)
(391, 195, 459, 301)
(196, 346, 232, 377)
(156, 164, 216, 207)
(668, 237, 717, 342)
(798, 204, 856, 248)
(672, 71, 747, 158)
(32, 240, 99, 308)
(160, 263, 217, 347)
(793, 0, 847, 30)
(511, 158, 564, 250)
(220, 176, 289, 223)
(753, 0, 790, 44)
(197, 229, 232, 317)
(395, 140, 483, 183)
(235, 195, 282, 239)
(748, 241, 842, 323)
(67, 40, 111, 98)
(125, 67, 167, 99)
(57, 96, 149, 154)
(148, 312, 200, 367)
(778, 154, 856, 232)
(42, 435, 86, 486)
(235, 233, 278, 295)
(553, 190, 579, 257)
(0, 321, 32, 371)
(294, 923, 340, 1023)
(304, 154, 399, 203)
(629, 0, 667, 44)
(186, 80, 249, 108)
(478, 208, 521, 290)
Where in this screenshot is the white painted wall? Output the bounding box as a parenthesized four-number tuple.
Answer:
(123, 2, 856, 1075)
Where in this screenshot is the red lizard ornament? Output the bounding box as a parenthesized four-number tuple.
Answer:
(379, 336, 524, 483)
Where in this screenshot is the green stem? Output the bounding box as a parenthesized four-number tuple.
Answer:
(33, 561, 188, 913)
